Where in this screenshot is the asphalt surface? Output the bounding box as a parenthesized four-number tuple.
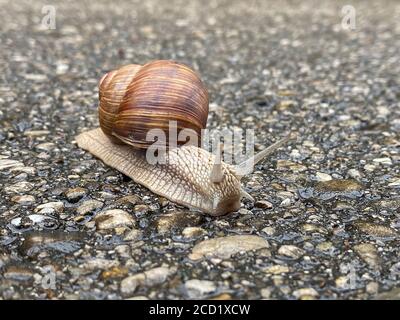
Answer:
(0, 0, 399, 299)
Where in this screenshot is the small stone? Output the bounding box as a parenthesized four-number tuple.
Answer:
(82, 258, 120, 271)
(374, 287, 400, 300)
(19, 230, 84, 257)
(388, 179, 400, 187)
(277, 245, 305, 259)
(280, 198, 291, 207)
(315, 172, 332, 182)
(11, 195, 35, 205)
(95, 209, 135, 230)
(101, 266, 129, 280)
(335, 276, 350, 289)
(347, 169, 362, 179)
(11, 214, 56, 227)
(189, 235, 269, 260)
(372, 157, 392, 165)
(35, 201, 64, 214)
(23, 130, 50, 137)
(76, 199, 103, 215)
(315, 179, 363, 192)
(316, 242, 334, 252)
(366, 282, 379, 295)
(208, 293, 231, 300)
(155, 211, 203, 234)
(65, 187, 87, 202)
(0, 159, 23, 170)
(261, 226, 275, 236)
(376, 198, 400, 209)
(255, 200, 273, 209)
(10, 166, 36, 175)
(277, 100, 297, 110)
(293, 288, 319, 299)
(182, 227, 206, 239)
(260, 288, 272, 299)
(116, 195, 140, 206)
(35, 142, 56, 152)
(5, 181, 34, 194)
(123, 229, 143, 241)
(301, 224, 327, 234)
(354, 243, 380, 270)
(184, 279, 216, 299)
(127, 296, 149, 300)
(354, 222, 397, 237)
(121, 266, 176, 295)
(134, 204, 149, 214)
(276, 160, 307, 172)
(263, 265, 290, 274)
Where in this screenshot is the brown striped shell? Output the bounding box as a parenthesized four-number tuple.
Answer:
(98, 60, 209, 149)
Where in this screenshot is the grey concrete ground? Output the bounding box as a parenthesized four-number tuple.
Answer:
(0, 0, 399, 299)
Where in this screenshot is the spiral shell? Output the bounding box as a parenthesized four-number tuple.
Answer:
(98, 60, 209, 149)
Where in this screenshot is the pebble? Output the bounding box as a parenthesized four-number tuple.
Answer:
(280, 198, 291, 207)
(276, 160, 307, 172)
(94, 209, 135, 230)
(388, 179, 400, 187)
(0, 159, 23, 170)
(301, 224, 327, 234)
(354, 222, 397, 237)
(366, 282, 379, 295)
(315, 179, 363, 192)
(23, 130, 50, 137)
(101, 266, 129, 280)
(354, 243, 380, 270)
(292, 288, 319, 299)
(261, 226, 276, 236)
(5, 181, 34, 194)
(189, 235, 269, 260)
(155, 211, 203, 234)
(182, 227, 206, 239)
(184, 279, 217, 299)
(134, 204, 149, 214)
(374, 287, 400, 300)
(123, 229, 143, 241)
(11, 214, 56, 227)
(315, 172, 332, 182)
(10, 166, 36, 175)
(372, 157, 392, 165)
(121, 266, 177, 295)
(255, 200, 273, 209)
(116, 195, 140, 206)
(11, 195, 35, 205)
(263, 265, 290, 274)
(19, 231, 84, 256)
(76, 199, 103, 215)
(35, 201, 64, 214)
(35, 142, 56, 152)
(347, 169, 362, 179)
(277, 245, 305, 259)
(82, 258, 120, 271)
(316, 242, 334, 253)
(65, 187, 87, 202)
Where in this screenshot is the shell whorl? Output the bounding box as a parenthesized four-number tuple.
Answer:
(98, 60, 209, 149)
(76, 129, 242, 216)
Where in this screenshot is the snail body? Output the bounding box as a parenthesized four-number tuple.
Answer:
(76, 60, 291, 215)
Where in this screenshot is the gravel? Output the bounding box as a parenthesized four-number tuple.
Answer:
(0, 0, 399, 300)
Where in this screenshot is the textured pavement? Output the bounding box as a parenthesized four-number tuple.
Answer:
(0, 0, 399, 299)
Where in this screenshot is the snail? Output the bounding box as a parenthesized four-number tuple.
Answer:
(76, 60, 293, 216)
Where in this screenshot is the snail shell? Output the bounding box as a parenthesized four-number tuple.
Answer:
(98, 60, 209, 148)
